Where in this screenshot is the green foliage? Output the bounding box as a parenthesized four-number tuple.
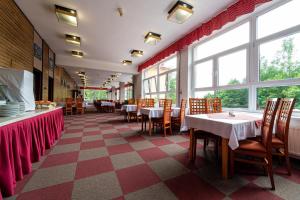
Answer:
(205, 38, 300, 109)
(84, 90, 108, 101)
(167, 77, 177, 104)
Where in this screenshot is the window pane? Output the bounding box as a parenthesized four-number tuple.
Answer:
(216, 89, 248, 108)
(257, 0, 300, 39)
(150, 94, 158, 104)
(149, 77, 157, 93)
(194, 91, 214, 98)
(194, 60, 213, 88)
(144, 80, 150, 93)
(194, 22, 249, 60)
(259, 33, 300, 82)
(159, 74, 167, 92)
(159, 94, 166, 99)
(218, 50, 247, 86)
(144, 66, 157, 78)
(159, 57, 177, 74)
(167, 71, 177, 103)
(257, 86, 300, 110)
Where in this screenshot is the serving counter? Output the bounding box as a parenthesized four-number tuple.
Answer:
(0, 107, 64, 198)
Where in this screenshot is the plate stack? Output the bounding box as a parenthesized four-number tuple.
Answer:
(0, 102, 20, 117)
(19, 101, 25, 114)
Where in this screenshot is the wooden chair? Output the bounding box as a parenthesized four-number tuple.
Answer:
(189, 98, 218, 152)
(272, 98, 295, 176)
(159, 99, 166, 107)
(172, 99, 187, 129)
(153, 99, 172, 137)
(230, 98, 280, 190)
(65, 99, 73, 115)
(207, 98, 222, 113)
(128, 99, 136, 105)
(128, 99, 143, 122)
(76, 98, 84, 114)
(145, 98, 155, 107)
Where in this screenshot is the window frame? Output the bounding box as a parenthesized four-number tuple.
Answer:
(142, 54, 179, 105)
(191, 0, 300, 112)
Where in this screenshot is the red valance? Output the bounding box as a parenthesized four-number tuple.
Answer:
(80, 86, 109, 91)
(138, 0, 271, 72)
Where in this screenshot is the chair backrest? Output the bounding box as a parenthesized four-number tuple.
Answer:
(128, 99, 135, 105)
(65, 98, 73, 103)
(275, 98, 296, 143)
(136, 99, 143, 113)
(207, 98, 222, 113)
(159, 99, 166, 107)
(145, 98, 155, 107)
(163, 99, 172, 124)
(179, 99, 187, 123)
(261, 98, 281, 150)
(189, 98, 208, 115)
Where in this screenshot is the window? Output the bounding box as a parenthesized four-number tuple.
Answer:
(257, 86, 300, 110)
(84, 90, 107, 101)
(194, 22, 249, 60)
(218, 50, 247, 86)
(125, 86, 133, 100)
(143, 56, 178, 105)
(192, 0, 300, 111)
(257, 0, 300, 39)
(259, 33, 300, 81)
(194, 60, 213, 88)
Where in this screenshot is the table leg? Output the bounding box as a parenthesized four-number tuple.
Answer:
(148, 118, 152, 136)
(141, 115, 144, 132)
(221, 138, 229, 180)
(189, 128, 196, 161)
(127, 112, 130, 122)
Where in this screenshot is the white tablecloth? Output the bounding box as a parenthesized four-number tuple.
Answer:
(121, 105, 137, 112)
(184, 112, 262, 150)
(140, 107, 180, 119)
(101, 102, 115, 107)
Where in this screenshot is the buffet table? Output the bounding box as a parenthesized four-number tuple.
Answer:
(0, 107, 64, 198)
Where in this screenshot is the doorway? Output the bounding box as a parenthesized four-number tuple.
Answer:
(33, 68, 42, 101)
(48, 77, 54, 101)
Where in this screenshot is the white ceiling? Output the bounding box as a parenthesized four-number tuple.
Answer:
(64, 66, 133, 88)
(15, 0, 235, 85)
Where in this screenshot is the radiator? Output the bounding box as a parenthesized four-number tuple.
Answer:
(288, 118, 300, 158)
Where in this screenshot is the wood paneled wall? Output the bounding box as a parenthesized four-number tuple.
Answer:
(54, 66, 76, 101)
(0, 0, 33, 71)
(0, 0, 76, 101)
(42, 42, 49, 100)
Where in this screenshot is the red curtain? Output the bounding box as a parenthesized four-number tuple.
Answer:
(138, 0, 271, 72)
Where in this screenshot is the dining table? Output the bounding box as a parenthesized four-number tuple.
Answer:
(121, 104, 138, 122)
(140, 107, 181, 135)
(184, 112, 262, 179)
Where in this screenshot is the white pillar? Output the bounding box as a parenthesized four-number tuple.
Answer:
(111, 87, 116, 100)
(178, 47, 192, 103)
(119, 82, 125, 102)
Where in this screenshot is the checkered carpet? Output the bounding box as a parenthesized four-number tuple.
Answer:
(6, 112, 300, 200)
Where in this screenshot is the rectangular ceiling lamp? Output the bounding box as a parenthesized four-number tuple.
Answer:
(66, 34, 81, 46)
(72, 51, 83, 58)
(167, 1, 193, 24)
(130, 50, 143, 57)
(122, 60, 132, 65)
(55, 5, 78, 26)
(144, 32, 161, 45)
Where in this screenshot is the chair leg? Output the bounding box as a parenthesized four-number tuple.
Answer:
(164, 126, 167, 137)
(285, 154, 292, 176)
(229, 150, 234, 177)
(267, 158, 275, 190)
(203, 138, 208, 151)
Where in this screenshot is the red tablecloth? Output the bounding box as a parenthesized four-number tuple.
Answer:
(0, 108, 64, 198)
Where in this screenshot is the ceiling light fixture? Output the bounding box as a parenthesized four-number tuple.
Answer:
(66, 34, 81, 46)
(130, 50, 143, 57)
(122, 60, 132, 65)
(144, 32, 161, 45)
(72, 51, 83, 58)
(55, 5, 78, 26)
(167, 1, 193, 24)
